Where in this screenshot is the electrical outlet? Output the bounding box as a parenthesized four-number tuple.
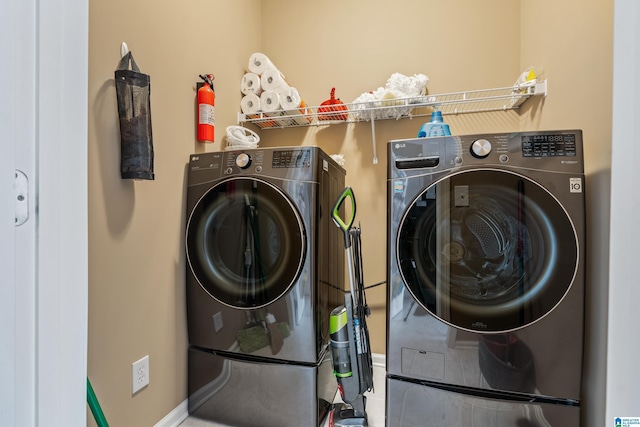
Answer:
(213, 312, 223, 333)
(132, 355, 149, 394)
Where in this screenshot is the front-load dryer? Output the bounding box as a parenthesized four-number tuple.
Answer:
(185, 146, 345, 427)
(386, 130, 585, 426)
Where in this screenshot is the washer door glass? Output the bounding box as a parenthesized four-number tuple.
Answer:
(186, 177, 306, 309)
(397, 169, 578, 332)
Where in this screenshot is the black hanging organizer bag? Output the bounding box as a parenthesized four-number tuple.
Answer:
(114, 51, 155, 180)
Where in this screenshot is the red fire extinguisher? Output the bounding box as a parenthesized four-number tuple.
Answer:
(197, 74, 215, 143)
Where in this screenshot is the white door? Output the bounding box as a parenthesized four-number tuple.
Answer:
(1, 0, 88, 426)
(1, 0, 37, 424)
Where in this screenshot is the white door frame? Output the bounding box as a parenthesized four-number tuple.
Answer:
(1, 0, 88, 425)
(606, 0, 640, 420)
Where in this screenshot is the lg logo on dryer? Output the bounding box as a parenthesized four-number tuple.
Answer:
(570, 177, 583, 193)
(471, 321, 488, 329)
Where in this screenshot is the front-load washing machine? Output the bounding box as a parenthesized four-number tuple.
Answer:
(386, 130, 585, 426)
(185, 147, 345, 427)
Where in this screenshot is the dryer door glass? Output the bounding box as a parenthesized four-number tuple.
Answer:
(397, 169, 578, 332)
(186, 177, 306, 309)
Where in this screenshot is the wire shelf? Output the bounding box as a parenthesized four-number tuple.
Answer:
(237, 80, 547, 129)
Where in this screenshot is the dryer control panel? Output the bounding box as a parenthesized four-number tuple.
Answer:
(187, 147, 330, 183)
(272, 149, 312, 168)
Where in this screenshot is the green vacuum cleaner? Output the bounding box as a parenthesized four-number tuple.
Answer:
(329, 187, 374, 427)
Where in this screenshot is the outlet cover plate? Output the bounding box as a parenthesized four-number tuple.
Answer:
(132, 355, 149, 394)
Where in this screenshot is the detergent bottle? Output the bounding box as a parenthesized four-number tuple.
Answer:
(418, 111, 451, 137)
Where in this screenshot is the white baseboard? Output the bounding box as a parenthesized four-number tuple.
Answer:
(371, 352, 386, 368)
(153, 399, 189, 427)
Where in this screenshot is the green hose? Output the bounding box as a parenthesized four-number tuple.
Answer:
(87, 378, 109, 427)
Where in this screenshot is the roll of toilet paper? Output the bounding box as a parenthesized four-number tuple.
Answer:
(280, 87, 302, 110)
(280, 87, 312, 125)
(240, 73, 262, 96)
(260, 90, 281, 112)
(240, 93, 261, 114)
(261, 91, 296, 126)
(248, 52, 278, 75)
(261, 68, 289, 93)
(240, 94, 278, 128)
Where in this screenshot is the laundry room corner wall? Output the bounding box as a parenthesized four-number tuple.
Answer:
(519, 1, 613, 426)
(257, 0, 522, 355)
(87, 1, 262, 426)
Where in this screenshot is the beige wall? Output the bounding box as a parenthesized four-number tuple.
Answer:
(258, 0, 522, 356)
(519, 2, 612, 425)
(87, 1, 262, 426)
(87, 1, 612, 426)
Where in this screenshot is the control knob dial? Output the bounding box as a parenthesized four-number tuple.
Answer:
(471, 139, 492, 158)
(235, 153, 252, 169)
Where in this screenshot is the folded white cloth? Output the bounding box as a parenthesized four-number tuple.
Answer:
(330, 154, 345, 166)
(386, 73, 429, 97)
(351, 72, 430, 120)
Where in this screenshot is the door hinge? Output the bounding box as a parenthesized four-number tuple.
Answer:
(15, 170, 28, 226)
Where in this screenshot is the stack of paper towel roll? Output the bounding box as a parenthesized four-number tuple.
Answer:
(240, 53, 311, 127)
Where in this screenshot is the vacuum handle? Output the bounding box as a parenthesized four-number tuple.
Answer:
(332, 187, 356, 246)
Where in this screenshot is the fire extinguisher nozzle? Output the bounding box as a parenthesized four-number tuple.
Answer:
(199, 74, 215, 87)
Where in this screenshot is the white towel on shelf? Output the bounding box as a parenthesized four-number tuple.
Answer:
(248, 52, 279, 75)
(385, 73, 429, 97)
(240, 93, 261, 114)
(240, 73, 262, 96)
(351, 72, 430, 120)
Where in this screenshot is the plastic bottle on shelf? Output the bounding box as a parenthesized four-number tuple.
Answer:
(417, 111, 451, 137)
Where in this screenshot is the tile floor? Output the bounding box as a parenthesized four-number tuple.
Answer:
(179, 361, 386, 427)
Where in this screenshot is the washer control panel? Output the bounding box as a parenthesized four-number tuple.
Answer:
(522, 133, 577, 157)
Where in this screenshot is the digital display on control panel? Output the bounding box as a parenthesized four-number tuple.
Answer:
(522, 134, 577, 157)
(272, 149, 312, 168)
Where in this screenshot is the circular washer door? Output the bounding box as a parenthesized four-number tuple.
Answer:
(397, 169, 578, 332)
(186, 177, 306, 309)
